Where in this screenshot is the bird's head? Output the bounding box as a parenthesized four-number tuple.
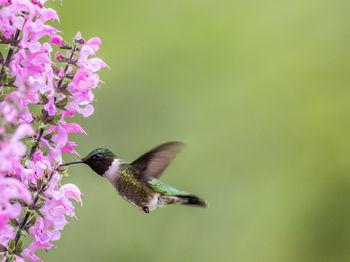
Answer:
(61, 148, 116, 176)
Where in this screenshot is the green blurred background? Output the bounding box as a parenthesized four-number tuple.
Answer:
(40, 0, 350, 261)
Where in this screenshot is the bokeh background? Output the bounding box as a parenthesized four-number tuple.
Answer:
(40, 0, 350, 261)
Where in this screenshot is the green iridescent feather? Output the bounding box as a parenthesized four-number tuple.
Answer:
(147, 178, 188, 196)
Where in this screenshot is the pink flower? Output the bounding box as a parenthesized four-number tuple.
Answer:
(0, 178, 32, 203)
(0, 178, 32, 231)
(0, 0, 12, 6)
(50, 35, 63, 47)
(77, 104, 94, 117)
(78, 56, 108, 73)
(87, 37, 102, 52)
(72, 68, 100, 90)
(0, 124, 34, 175)
(44, 95, 57, 116)
(0, 101, 18, 124)
(77, 37, 109, 72)
(30, 217, 60, 244)
(25, 150, 53, 182)
(0, 212, 11, 231)
(23, 240, 54, 262)
(61, 141, 79, 155)
(48, 122, 87, 135)
(12, 124, 34, 141)
(60, 183, 83, 205)
(40, 8, 59, 23)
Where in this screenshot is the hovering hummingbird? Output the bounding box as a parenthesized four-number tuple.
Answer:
(60, 142, 207, 213)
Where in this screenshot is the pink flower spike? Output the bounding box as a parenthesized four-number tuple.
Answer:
(50, 35, 63, 47)
(0, 0, 108, 257)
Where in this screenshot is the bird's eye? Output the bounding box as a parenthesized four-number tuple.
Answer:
(93, 154, 102, 160)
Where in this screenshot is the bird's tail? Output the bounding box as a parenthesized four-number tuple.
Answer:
(177, 194, 207, 207)
(159, 194, 207, 208)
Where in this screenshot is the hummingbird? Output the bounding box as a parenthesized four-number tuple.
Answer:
(60, 142, 207, 213)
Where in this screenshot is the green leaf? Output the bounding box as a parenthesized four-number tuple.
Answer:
(60, 81, 69, 89)
(9, 199, 27, 207)
(55, 97, 69, 109)
(13, 250, 23, 258)
(51, 64, 59, 74)
(8, 240, 15, 252)
(46, 115, 59, 126)
(8, 219, 19, 227)
(43, 132, 54, 141)
(35, 209, 45, 218)
(39, 93, 49, 104)
(7, 76, 16, 86)
(35, 201, 45, 209)
(2, 71, 8, 83)
(5, 254, 15, 262)
(25, 216, 37, 229)
(28, 181, 37, 192)
(65, 71, 75, 79)
(17, 199, 28, 207)
(15, 240, 24, 253)
(0, 243, 7, 252)
(60, 41, 72, 50)
(36, 178, 43, 190)
(60, 168, 68, 177)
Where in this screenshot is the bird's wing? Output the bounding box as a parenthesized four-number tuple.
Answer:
(131, 141, 184, 183)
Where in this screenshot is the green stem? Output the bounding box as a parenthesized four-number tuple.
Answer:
(28, 127, 44, 159)
(0, 30, 20, 86)
(13, 193, 39, 248)
(57, 44, 76, 91)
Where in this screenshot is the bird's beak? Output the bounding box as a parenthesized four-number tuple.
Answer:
(59, 160, 84, 167)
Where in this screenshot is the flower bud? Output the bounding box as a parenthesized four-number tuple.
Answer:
(50, 35, 63, 47)
(55, 52, 62, 61)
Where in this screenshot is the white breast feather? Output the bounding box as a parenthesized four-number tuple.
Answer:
(103, 159, 120, 186)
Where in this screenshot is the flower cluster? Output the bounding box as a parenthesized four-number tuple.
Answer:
(0, 0, 107, 261)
